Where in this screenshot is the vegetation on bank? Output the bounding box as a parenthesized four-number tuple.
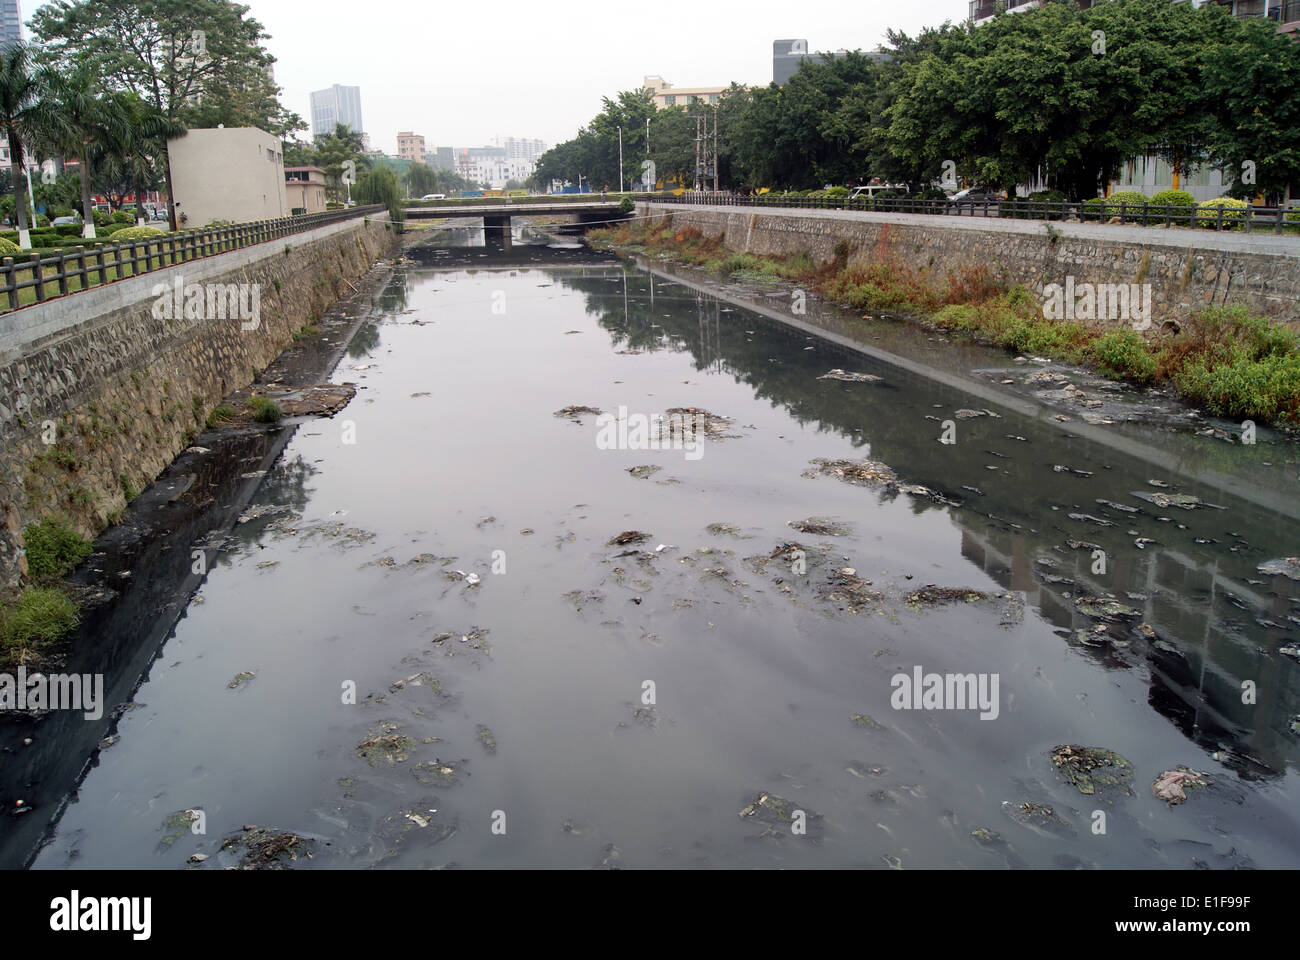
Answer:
(0, 517, 91, 666)
(593, 219, 1300, 426)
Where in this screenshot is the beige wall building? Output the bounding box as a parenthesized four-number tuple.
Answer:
(167, 127, 288, 227)
(397, 131, 427, 163)
(285, 166, 328, 214)
(643, 75, 728, 109)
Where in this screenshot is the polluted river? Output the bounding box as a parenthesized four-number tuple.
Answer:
(7, 224, 1300, 870)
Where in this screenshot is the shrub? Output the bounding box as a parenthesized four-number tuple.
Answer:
(23, 517, 94, 581)
(109, 225, 165, 241)
(55, 224, 83, 237)
(97, 223, 130, 236)
(92, 209, 113, 227)
(825, 186, 850, 198)
(0, 587, 80, 655)
(34, 214, 49, 228)
(205, 403, 235, 429)
(250, 396, 282, 423)
(1087, 330, 1156, 382)
(0, 237, 19, 255)
(1196, 196, 1250, 229)
(111, 209, 134, 224)
(618, 195, 635, 214)
(1149, 189, 1195, 209)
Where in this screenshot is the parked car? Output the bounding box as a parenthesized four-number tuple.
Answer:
(850, 183, 907, 199)
(946, 187, 1002, 204)
(52, 215, 83, 226)
(150, 207, 169, 221)
(419, 193, 446, 201)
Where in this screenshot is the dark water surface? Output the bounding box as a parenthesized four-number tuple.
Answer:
(15, 229, 1300, 869)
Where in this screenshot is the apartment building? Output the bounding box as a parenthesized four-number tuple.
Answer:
(396, 131, 426, 164)
(643, 75, 728, 109)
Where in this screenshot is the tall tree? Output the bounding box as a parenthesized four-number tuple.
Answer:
(38, 60, 126, 238)
(0, 43, 55, 248)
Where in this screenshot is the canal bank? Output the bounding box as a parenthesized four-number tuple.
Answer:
(0, 210, 401, 596)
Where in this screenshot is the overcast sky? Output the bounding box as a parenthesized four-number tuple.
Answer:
(30, 0, 966, 153)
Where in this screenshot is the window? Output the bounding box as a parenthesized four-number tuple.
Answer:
(709, 94, 719, 104)
(663, 95, 675, 106)
(687, 95, 698, 105)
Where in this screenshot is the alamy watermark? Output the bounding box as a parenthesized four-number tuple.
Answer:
(152, 275, 261, 331)
(891, 665, 999, 720)
(1042, 276, 1152, 330)
(0, 667, 103, 719)
(595, 405, 704, 461)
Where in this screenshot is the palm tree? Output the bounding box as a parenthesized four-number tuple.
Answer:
(37, 60, 126, 239)
(0, 42, 56, 249)
(96, 93, 184, 227)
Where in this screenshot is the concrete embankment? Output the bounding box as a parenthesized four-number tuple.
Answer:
(639, 202, 1300, 331)
(0, 213, 401, 593)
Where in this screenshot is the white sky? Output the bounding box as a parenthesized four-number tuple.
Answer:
(29, 0, 965, 153)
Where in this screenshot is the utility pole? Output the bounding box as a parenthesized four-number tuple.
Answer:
(713, 106, 719, 192)
(618, 126, 624, 194)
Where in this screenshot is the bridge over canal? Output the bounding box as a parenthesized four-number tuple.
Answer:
(403, 200, 626, 248)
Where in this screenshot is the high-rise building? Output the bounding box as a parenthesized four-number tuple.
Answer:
(0, 1, 21, 45)
(499, 137, 547, 161)
(396, 131, 426, 163)
(310, 84, 364, 140)
(772, 40, 884, 85)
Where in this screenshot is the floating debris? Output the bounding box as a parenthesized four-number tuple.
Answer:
(818, 369, 882, 383)
(1076, 596, 1141, 622)
(1068, 513, 1113, 527)
(1065, 539, 1103, 551)
(1280, 643, 1300, 662)
(358, 723, 415, 765)
(657, 407, 739, 442)
(803, 457, 947, 502)
(705, 522, 750, 539)
(737, 792, 824, 839)
(1002, 801, 1075, 838)
(905, 586, 997, 606)
(851, 714, 886, 731)
(607, 530, 651, 546)
(413, 761, 460, 786)
(561, 590, 605, 611)
(475, 725, 498, 754)
(787, 517, 850, 536)
(626, 465, 662, 480)
(956, 408, 1001, 419)
(220, 826, 315, 870)
(1258, 558, 1300, 581)
(1052, 465, 1094, 478)
(227, 671, 256, 690)
(1050, 745, 1134, 797)
(553, 404, 603, 423)
(825, 568, 883, 612)
(1151, 767, 1211, 806)
(1131, 491, 1220, 511)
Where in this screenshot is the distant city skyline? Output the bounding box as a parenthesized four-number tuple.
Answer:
(24, 0, 962, 150)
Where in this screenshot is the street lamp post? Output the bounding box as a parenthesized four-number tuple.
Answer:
(618, 126, 624, 194)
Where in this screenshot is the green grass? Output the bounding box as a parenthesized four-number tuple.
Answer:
(597, 220, 1300, 426)
(23, 517, 93, 582)
(0, 586, 80, 663)
(250, 396, 283, 423)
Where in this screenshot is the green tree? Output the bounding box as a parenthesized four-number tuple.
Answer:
(37, 59, 127, 237)
(353, 164, 402, 221)
(0, 42, 56, 246)
(405, 162, 437, 197)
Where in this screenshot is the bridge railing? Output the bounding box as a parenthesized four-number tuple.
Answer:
(0, 204, 388, 316)
(645, 192, 1300, 235)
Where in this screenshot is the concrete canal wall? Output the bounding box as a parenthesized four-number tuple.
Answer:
(0, 214, 400, 593)
(641, 202, 1300, 332)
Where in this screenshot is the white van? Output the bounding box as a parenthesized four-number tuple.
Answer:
(420, 194, 446, 201)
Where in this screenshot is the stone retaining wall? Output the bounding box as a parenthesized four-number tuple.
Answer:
(642, 203, 1300, 332)
(0, 215, 400, 593)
